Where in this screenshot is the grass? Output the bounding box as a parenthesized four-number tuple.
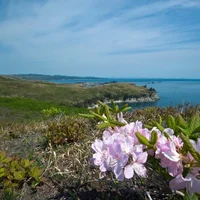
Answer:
(2, 75, 187, 199)
(0, 75, 156, 123)
(1, 104, 195, 199)
(0, 76, 156, 107)
(0, 96, 88, 124)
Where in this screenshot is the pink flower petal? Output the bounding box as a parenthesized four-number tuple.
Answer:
(169, 174, 191, 190)
(124, 164, 134, 179)
(132, 163, 147, 177)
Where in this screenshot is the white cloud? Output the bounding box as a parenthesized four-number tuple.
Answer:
(0, 0, 200, 77)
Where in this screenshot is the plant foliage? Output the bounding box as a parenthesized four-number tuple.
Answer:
(0, 151, 44, 192)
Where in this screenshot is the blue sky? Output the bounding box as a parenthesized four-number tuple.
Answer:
(0, 0, 200, 78)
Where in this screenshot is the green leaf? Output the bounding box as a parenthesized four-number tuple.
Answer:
(190, 132, 200, 141)
(135, 132, 152, 148)
(163, 131, 170, 139)
(175, 114, 187, 129)
(4, 180, 13, 188)
(184, 192, 199, 200)
(115, 104, 119, 112)
(188, 114, 200, 133)
(14, 170, 25, 181)
(155, 122, 165, 132)
(121, 107, 132, 112)
(158, 115, 162, 125)
(21, 159, 33, 168)
(176, 126, 189, 135)
(89, 111, 107, 121)
(5, 157, 12, 163)
(31, 180, 40, 188)
(111, 100, 115, 109)
(0, 167, 5, 177)
(0, 151, 6, 162)
(10, 160, 18, 170)
(166, 115, 176, 130)
(178, 132, 200, 164)
(104, 105, 112, 121)
(150, 130, 158, 145)
(118, 104, 131, 112)
(97, 122, 111, 129)
(191, 125, 200, 134)
(110, 120, 126, 127)
(144, 124, 154, 129)
(7, 174, 14, 180)
(29, 166, 43, 181)
(79, 113, 94, 118)
(94, 106, 101, 115)
(97, 100, 105, 107)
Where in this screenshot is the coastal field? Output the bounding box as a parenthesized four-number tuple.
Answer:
(0, 76, 157, 123)
(0, 75, 199, 200)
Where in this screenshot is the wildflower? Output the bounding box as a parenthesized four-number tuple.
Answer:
(124, 150, 148, 179)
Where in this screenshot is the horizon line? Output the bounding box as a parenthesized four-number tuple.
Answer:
(1, 73, 200, 80)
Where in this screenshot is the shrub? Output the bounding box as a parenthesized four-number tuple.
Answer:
(0, 151, 44, 192)
(42, 107, 63, 117)
(45, 117, 88, 146)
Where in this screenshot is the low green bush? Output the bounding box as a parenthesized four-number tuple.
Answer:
(0, 151, 44, 192)
(45, 117, 88, 146)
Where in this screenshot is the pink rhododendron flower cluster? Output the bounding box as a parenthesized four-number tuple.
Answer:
(168, 139, 200, 193)
(91, 115, 200, 194)
(152, 128, 200, 193)
(91, 121, 149, 181)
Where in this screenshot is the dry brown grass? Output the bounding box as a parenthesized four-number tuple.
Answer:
(0, 114, 184, 200)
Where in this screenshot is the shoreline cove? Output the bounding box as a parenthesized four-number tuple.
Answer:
(88, 94, 159, 109)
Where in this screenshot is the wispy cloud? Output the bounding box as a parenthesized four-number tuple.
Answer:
(0, 0, 200, 77)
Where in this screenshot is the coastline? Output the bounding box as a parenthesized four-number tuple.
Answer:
(88, 94, 159, 109)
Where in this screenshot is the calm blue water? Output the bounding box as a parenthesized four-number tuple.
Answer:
(49, 78, 200, 109)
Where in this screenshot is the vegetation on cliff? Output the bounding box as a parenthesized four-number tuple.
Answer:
(0, 76, 158, 123)
(0, 101, 199, 199)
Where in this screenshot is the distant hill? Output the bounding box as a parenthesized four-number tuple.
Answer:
(0, 75, 158, 107)
(6, 74, 102, 81)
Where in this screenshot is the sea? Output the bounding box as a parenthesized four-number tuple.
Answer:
(49, 78, 200, 109)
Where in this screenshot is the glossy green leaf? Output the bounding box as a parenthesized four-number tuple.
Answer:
(158, 115, 162, 125)
(179, 132, 200, 164)
(166, 115, 176, 130)
(135, 132, 152, 148)
(191, 125, 200, 134)
(115, 104, 119, 112)
(89, 111, 107, 121)
(155, 122, 165, 132)
(105, 105, 111, 121)
(97, 100, 105, 107)
(78, 113, 94, 118)
(150, 130, 158, 145)
(188, 114, 200, 133)
(118, 104, 131, 112)
(144, 124, 154, 129)
(175, 114, 187, 128)
(110, 120, 126, 127)
(176, 126, 189, 135)
(163, 131, 170, 139)
(97, 122, 111, 129)
(111, 100, 116, 110)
